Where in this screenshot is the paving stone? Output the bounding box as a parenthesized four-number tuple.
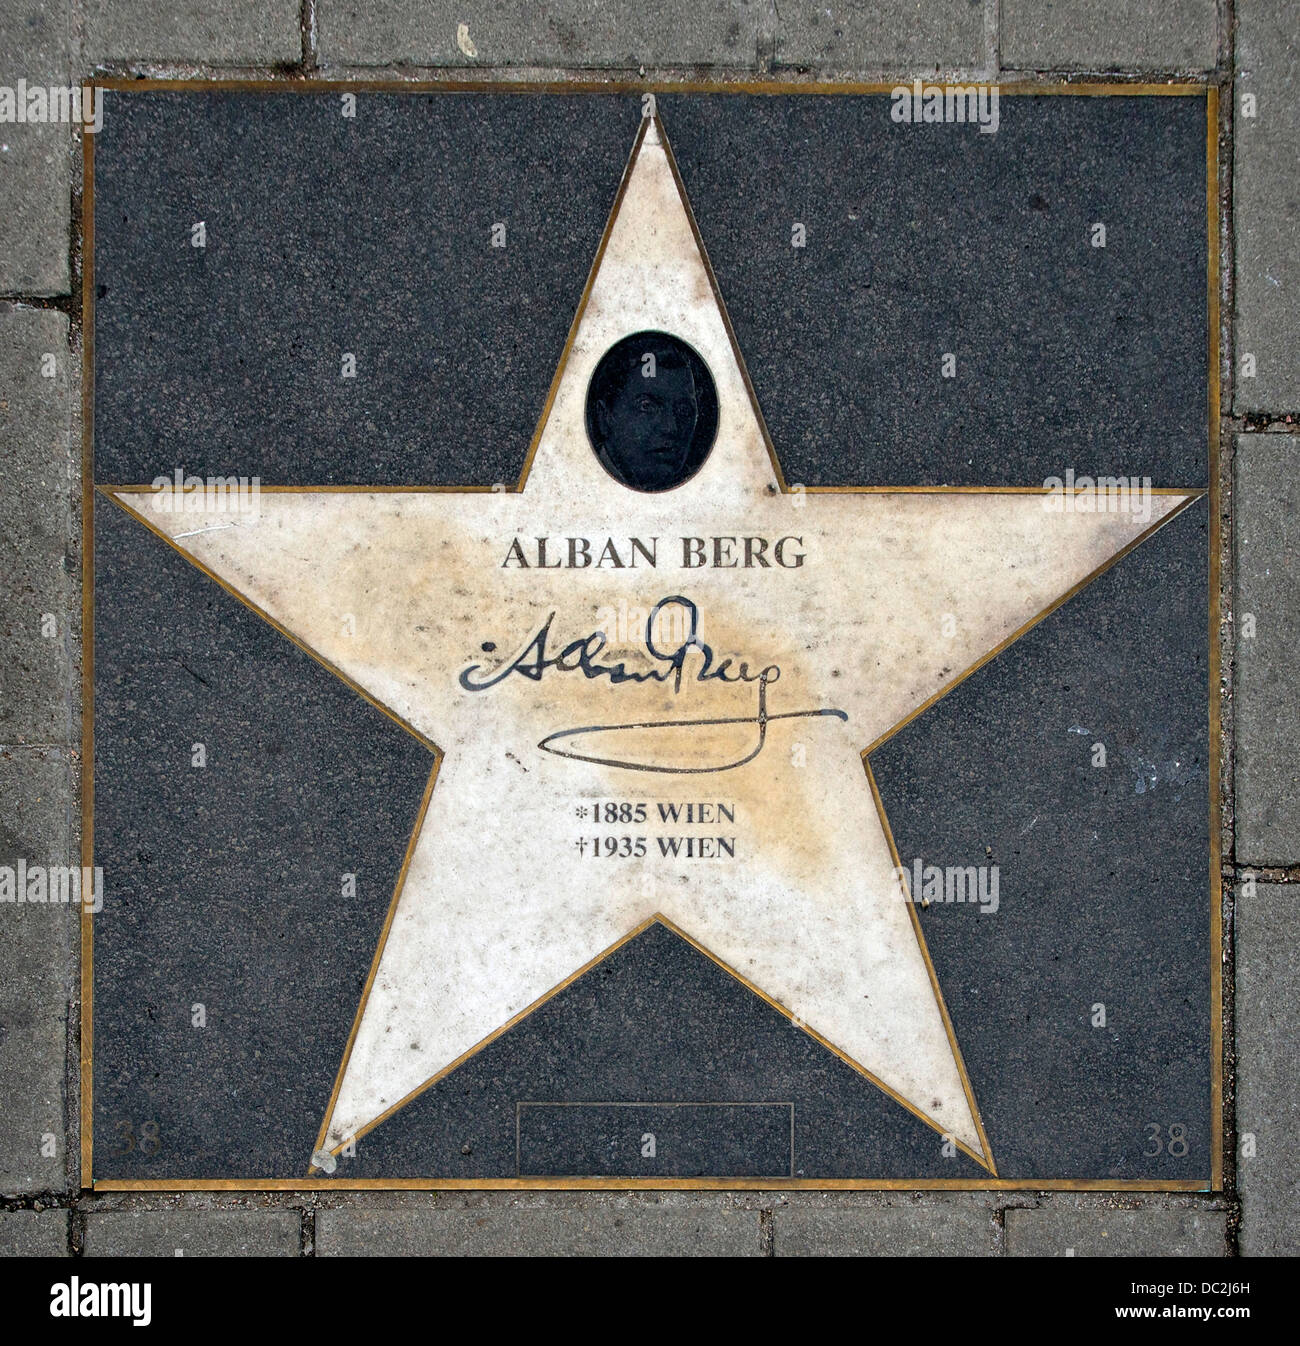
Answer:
(0, 305, 75, 747)
(316, 1205, 762, 1255)
(82, 1, 301, 66)
(83, 1210, 301, 1256)
(316, 1, 759, 68)
(772, 0, 984, 71)
(0, 0, 72, 295)
(1234, 0, 1300, 413)
(0, 128, 70, 296)
(0, 0, 69, 76)
(0, 747, 76, 1195)
(1001, 0, 1217, 71)
(1006, 1206, 1227, 1255)
(1233, 434, 1300, 866)
(773, 1200, 996, 1255)
(0, 1209, 70, 1255)
(1236, 882, 1300, 1256)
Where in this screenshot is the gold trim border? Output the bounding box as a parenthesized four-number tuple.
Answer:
(91, 1178, 1212, 1192)
(104, 482, 1205, 496)
(85, 77, 1210, 95)
(79, 117, 95, 1191)
(1207, 85, 1224, 1194)
(80, 79, 1223, 1194)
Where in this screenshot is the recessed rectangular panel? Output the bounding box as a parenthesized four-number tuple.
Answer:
(517, 1103, 794, 1178)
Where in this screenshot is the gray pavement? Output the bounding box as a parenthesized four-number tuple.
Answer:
(318, 2, 761, 70)
(317, 1201, 764, 1257)
(0, 0, 72, 295)
(1235, 882, 1300, 1256)
(1235, 0, 1300, 414)
(1005, 1205, 1229, 1256)
(0, 746, 77, 1196)
(769, 1, 985, 72)
(0, 1209, 69, 1256)
(0, 305, 76, 747)
(769, 1195, 997, 1256)
(1234, 434, 1300, 864)
(82, 1, 301, 66)
(0, 0, 1294, 1258)
(1001, 0, 1218, 71)
(82, 1209, 301, 1256)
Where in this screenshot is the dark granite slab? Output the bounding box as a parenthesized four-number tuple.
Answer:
(92, 498, 435, 1179)
(93, 91, 642, 487)
(94, 90, 1208, 489)
(870, 500, 1211, 1181)
(90, 88, 1213, 1183)
(339, 921, 986, 1180)
(664, 92, 1208, 488)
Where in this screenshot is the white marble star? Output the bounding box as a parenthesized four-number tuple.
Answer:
(110, 118, 1194, 1173)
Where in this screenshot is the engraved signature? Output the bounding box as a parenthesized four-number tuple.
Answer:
(459, 596, 847, 773)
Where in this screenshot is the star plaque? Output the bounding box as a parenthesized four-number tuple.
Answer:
(87, 88, 1217, 1188)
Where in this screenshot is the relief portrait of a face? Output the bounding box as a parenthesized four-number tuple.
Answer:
(585, 331, 719, 493)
